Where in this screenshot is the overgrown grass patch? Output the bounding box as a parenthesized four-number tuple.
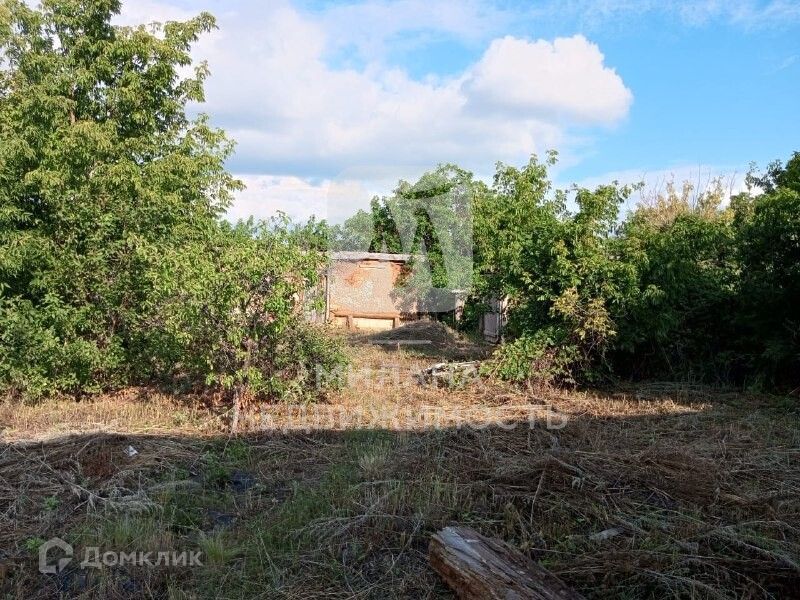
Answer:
(2, 344, 799, 598)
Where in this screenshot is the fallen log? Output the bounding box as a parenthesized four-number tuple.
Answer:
(430, 526, 585, 600)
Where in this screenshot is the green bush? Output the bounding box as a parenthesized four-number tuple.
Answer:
(733, 155, 800, 386)
(476, 152, 800, 391)
(269, 322, 348, 402)
(0, 296, 113, 399)
(613, 180, 739, 381)
(483, 328, 577, 387)
(473, 154, 637, 385)
(134, 217, 347, 426)
(0, 1, 346, 410)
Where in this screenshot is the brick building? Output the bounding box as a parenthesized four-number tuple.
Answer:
(325, 251, 415, 331)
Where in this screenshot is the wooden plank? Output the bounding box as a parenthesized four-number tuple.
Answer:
(429, 526, 585, 600)
(331, 309, 404, 319)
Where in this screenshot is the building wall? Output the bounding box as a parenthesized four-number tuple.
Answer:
(327, 258, 415, 330)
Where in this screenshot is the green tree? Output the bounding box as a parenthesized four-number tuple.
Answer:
(147, 216, 346, 430)
(615, 180, 738, 381)
(328, 208, 374, 252)
(476, 154, 637, 384)
(0, 0, 238, 397)
(331, 165, 478, 314)
(734, 154, 800, 386)
(0, 1, 348, 410)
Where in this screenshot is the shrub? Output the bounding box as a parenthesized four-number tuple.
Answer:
(733, 155, 800, 387)
(141, 216, 347, 428)
(483, 328, 577, 388)
(0, 1, 238, 398)
(474, 155, 637, 385)
(613, 180, 739, 381)
(0, 2, 347, 413)
(480, 153, 800, 391)
(0, 296, 113, 399)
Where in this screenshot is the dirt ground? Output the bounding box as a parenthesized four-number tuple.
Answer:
(1, 324, 799, 599)
(353, 320, 489, 360)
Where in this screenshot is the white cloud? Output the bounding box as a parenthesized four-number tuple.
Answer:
(115, 1, 634, 221)
(463, 35, 632, 123)
(776, 54, 798, 71)
(316, 0, 510, 62)
(197, 8, 629, 172)
(708, 0, 800, 27)
(228, 175, 375, 224)
(550, 0, 800, 29)
(114, 0, 196, 26)
(227, 175, 332, 223)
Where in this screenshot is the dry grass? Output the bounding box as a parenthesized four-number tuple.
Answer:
(1, 335, 799, 599)
(0, 388, 224, 443)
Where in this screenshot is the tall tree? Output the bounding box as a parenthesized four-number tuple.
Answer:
(734, 154, 800, 386)
(0, 0, 240, 396)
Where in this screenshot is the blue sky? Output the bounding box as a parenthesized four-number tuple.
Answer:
(117, 0, 800, 221)
(548, 6, 800, 180)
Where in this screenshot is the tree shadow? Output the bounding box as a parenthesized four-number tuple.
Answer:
(350, 320, 491, 361)
(2, 395, 798, 599)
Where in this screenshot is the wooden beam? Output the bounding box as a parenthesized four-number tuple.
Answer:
(331, 310, 404, 319)
(429, 526, 585, 600)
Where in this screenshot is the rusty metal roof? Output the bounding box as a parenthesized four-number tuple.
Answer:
(330, 251, 412, 262)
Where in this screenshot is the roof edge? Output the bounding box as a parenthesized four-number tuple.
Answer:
(331, 251, 412, 262)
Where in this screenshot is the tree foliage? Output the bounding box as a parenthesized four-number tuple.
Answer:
(331, 164, 476, 312)
(473, 154, 638, 385)
(2, 1, 796, 402)
(331, 151, 798, 391)
(733, 154, 800, 385)
(0, 0, 345, 404)
(466, 153, 798, 390)
(144, 216, 346, 428)
(614, 180, 738, 380)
